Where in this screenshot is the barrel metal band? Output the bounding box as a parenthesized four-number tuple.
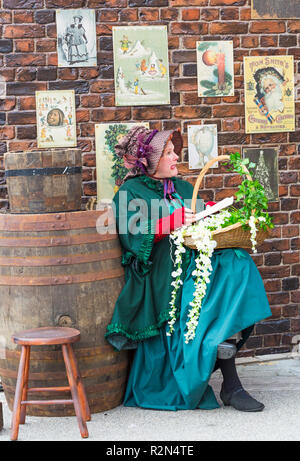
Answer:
(5, 166, 82, 178)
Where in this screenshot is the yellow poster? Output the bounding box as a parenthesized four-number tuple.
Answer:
(244, 56, 295, 134)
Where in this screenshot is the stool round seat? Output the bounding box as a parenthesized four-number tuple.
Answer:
(12, 327, 81, 346)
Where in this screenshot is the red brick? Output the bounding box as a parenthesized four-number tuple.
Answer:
(182, 8, 200, 21)
(19, 96, 36, 110)
(132, 107, 172, 120)
(171, 22, 208, 35)
(119, 9, 138, 22)
(213, 105, 244, 118)
(14, 39, 34, 52)
(98, 9, 119, 22)
(91, 108, 131, 123)
(171, 0, 207, 5)
(174, 106, 211, 119)
(4, 24, 44, 38)
(250, 21, 286, 34)
(210, 22, 248, 35)
(210, 0, 246, 4)
(13, 11, 34, 23)
(160, 8, 179, 20)
(287, 21, 300, 33)
(36, 39, 56, 52)
(0, 126, 15, 140)
(139, 8, 159, 21)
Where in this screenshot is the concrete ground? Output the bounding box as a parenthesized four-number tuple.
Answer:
(1, 353, 300, 442)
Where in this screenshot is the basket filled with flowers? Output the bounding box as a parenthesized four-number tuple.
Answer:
(168, 152, 274, 343)
(183, 152, 273, 252)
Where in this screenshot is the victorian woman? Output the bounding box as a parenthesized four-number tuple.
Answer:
(64, 14, 88, 65)
(105, 126, 271, 412)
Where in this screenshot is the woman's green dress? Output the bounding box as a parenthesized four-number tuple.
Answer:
(105, 175, 272, 410)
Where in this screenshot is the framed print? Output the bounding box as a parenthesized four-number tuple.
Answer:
(196, 41, 234, 97)
(36, 90, 77, 148)
(244, 56, 295, 134)
(95, 122, 149, 203)
(251, 0, 300, 19)
(188, 125, 218, 169)
(56, 9, 97, 67)
(243, 147, 279, 201)
(113, 25, 170, 106)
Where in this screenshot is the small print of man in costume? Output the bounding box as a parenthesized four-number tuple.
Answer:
(64, 15, 88, 65)
(254, 67, 285, 117)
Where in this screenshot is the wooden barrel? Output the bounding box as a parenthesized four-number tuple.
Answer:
(0, 210, 128, 416)
(4, 148, 82, 214)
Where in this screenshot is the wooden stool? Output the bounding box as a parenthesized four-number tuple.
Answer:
(10, 327, 91, 441)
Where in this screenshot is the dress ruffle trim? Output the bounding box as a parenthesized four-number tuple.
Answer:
(105, 308, 180, 350)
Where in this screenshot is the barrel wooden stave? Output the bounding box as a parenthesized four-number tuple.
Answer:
(4, 149, 82, 214)
(0, 210, 128, 416)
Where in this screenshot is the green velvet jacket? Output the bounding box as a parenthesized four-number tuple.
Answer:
(105, 175, 204, 351)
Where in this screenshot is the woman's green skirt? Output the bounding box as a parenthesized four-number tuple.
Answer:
(123, 248, 272, 410)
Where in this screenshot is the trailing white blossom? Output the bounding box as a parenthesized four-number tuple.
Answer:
(249, 215, 266, 253)
(168, 210, 231, 343)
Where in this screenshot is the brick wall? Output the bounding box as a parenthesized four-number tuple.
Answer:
(0, 0, 299, 357)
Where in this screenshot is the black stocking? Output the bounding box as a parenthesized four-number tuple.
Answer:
(217, 356, 243, 393)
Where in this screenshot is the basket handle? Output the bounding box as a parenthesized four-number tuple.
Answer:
(191, 154, 252, 213)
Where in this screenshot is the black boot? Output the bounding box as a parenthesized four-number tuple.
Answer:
(217, 356, 265, 412)
(220, 384, 264, 412)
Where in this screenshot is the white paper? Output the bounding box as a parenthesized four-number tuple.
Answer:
(195, 196, 234, 222)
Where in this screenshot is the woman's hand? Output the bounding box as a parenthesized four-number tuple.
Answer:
(182, 207, 197, 227)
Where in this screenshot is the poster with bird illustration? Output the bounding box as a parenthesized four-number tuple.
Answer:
(188, 125, 218, 169)
(196, 41, 234, 97)
(113, 25, 170, 106)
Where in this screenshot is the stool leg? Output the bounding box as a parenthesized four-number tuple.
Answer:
(62, 344, 89, 439)
(20, 346, 30, 424)
(66, 343, 91, 422)
(10, 345, 28, 441)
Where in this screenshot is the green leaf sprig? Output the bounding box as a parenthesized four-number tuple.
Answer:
(222, 152, 274, 231)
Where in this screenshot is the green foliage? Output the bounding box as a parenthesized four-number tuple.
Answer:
(104, 124, 129, 185)
(222, 152, 274, 231)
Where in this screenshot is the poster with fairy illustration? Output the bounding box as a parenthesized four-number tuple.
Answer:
(36, 90, 77, 148)
(244, 56, 295, 134)
(113, 26, 170, 106)
(95, 122, 149, 202)
(196, 41, 234, 97)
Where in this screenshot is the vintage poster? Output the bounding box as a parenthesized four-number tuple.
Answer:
(36, 90, 77, 148)
(244, 56, 295, 134)
(113, 26, 170, 106)
(251, 0, 300, 19)
(196, 41, 234, 97)
(243, 147, 278, 201)
(56, 9, 97, 67)
(95, 122, 149, 202)
(188, 125, 218, 169)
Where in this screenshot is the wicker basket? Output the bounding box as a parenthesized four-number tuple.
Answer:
(183, 155, 270, 250)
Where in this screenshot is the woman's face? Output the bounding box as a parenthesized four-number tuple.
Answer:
(155, 140, 179, 178)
